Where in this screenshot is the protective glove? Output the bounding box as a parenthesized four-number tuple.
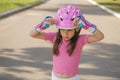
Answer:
(35, 16, 53, 32)
(77, 14, 97, 33)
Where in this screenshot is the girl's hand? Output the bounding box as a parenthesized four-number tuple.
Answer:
(72, 18, 80, 27)
(46, 18, 56, 25)
(35, 16, 55, 32)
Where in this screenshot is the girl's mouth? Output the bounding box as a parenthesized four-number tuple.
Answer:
(63, 37, 69, 40)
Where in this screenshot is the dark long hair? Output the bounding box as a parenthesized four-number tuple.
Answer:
(53, 28, 81, 56)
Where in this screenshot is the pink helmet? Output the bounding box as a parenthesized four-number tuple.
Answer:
(55, 5, 81, 29)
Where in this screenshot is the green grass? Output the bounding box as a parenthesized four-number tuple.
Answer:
(0, 0, 41, 13)
(94, 0, 120, 13)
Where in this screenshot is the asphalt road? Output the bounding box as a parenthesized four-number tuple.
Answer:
(0, 0, 120, 80)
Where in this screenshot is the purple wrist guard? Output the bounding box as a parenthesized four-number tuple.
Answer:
(35, 16, 53, 32)
(77, 14, 97, 33)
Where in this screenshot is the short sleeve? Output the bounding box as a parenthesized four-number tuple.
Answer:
(80, 34, 89, 45)
(44, 32, 57, 43)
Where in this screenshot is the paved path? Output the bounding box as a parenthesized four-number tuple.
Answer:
(0, 0, 120, 80)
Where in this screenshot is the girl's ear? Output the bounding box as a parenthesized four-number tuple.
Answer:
(76, 28, 80, 32)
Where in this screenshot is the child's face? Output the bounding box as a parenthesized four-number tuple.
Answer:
(60, 29, 75, 41)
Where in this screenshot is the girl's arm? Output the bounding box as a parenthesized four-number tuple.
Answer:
(29, 29, 45, 39)
(77, 14, 104, 43)
(73, 16, 104, 43)
(29, 17, 56, 39)
(87, 29, 104, 43)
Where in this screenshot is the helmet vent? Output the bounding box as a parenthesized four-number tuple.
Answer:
(60, 16, 63, 21)
(71, 15, 75, 21)
(66, 11, 69, 14)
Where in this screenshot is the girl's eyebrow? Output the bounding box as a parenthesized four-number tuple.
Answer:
(60, 29, 65, 30)
(68, 28, 76, 31)
(68, 29, 73, 31)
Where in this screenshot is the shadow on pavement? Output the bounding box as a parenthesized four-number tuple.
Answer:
(0, 74, 23, 80)
(80, 42, 120, 79)
(0, 47, 52, 80)
(0, 42, 120, 79)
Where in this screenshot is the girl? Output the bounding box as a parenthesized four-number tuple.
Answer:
(30, 5, 104, 80)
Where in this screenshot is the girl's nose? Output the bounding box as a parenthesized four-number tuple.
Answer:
(64, 30, 68, 36)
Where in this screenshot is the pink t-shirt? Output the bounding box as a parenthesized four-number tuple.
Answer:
(44, 32, 89, 75)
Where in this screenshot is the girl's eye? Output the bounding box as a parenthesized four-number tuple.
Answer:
(60, 29, 65, 31)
